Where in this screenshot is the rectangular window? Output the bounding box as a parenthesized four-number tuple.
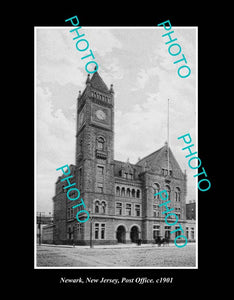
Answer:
(186, 227, 189, 239)
(95, 223, 99, 239)
(128, 173, 133, 180)
(97, 166, 104, 176)
(126, 203, 131, 216)
(97, 184, 103, 193)
(165, 226, 171, 239)
(153, 225, 160, 239)
(135, 204, 141, 217)
(116, 202, 122, 215)
(191, 228, 194, 240)
(153, 205, 157, 217)
(101, 224, 105, 239)
(94, 223, 106, 240)
(175, 226, 181, 237)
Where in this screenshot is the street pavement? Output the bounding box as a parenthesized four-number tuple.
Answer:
(36, 242, 196, 268)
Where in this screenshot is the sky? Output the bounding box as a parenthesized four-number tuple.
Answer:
(35, 26, 197, 214)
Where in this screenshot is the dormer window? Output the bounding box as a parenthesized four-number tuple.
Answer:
(162, 168, 172, 177)
(128, 173, 133, 180)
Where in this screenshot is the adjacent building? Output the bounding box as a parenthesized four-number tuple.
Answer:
(186, 200, 196, 220)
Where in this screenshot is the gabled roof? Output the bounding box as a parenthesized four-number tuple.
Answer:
(90, 71, 110, 93)
(136, 146, 164, 166)
(136, 144, 184, 179)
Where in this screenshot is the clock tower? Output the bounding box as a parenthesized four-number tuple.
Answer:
(75, 71, 115, 244)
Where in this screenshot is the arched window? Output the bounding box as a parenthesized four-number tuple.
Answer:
(131, 189, 135, 198)
(121, 187, 125, 197)
(101, 201, 106, 214)
(165, 185, 171, 200)
(97, 137, 105, 151)
(153, 183, 160, 199)
(175, 187, 181, 202)
(116, 186, 120, 196)
(136, 189, 140, 198)
(126, 188, 130, 197)
(95, 200, 100, 213)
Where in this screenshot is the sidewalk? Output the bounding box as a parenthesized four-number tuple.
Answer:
(38, 242, 196, 250)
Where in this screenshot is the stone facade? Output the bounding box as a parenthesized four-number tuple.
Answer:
(52, 71, 192, 245)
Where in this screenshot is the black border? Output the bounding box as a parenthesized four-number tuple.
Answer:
(23, 7, 216, 293)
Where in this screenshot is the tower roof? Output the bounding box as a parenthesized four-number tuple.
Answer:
(90, 71, 110, 93)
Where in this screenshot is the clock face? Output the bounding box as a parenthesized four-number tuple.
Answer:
(91, 104, 110, 128)
(95, 109, 106, 120)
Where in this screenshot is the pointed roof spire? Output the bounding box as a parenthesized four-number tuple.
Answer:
(89, 71, 110, 93)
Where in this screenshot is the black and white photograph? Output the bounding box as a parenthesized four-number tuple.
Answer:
(34, 24, 197, 270)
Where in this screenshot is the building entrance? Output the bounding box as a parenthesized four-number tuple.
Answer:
(116, 225, 126, 243)
(130, 226, 139, 243)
